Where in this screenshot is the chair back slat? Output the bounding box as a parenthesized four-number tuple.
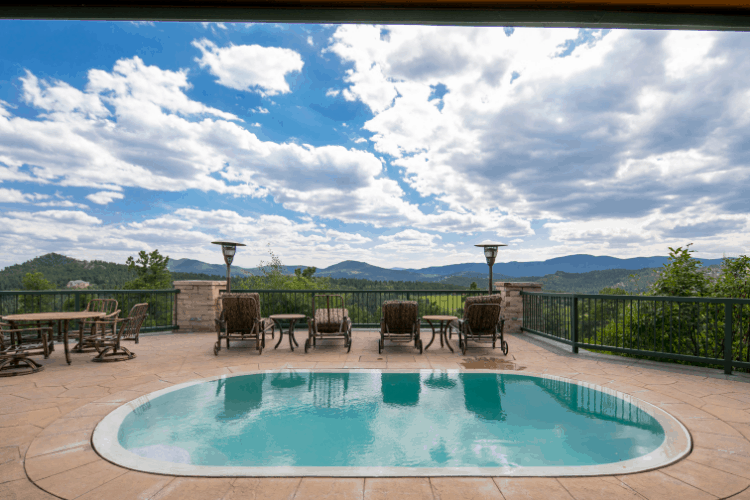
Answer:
(221, 293, 260, 333)
(464, 294, 503, 332)
(382, 300, 418, 334)
(120, 303, 149, 340)
(85, 298, 118, 315)
(313, 294, 347, 333)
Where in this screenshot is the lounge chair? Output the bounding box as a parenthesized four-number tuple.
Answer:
(76, 298, 120, 352)
(379, 300, 422, 354)
(0, 321, 52, 376)
(452, 294, 507, 355)
(214, 293, 274, 356)
(87, 303, 148, 362)
(305, 294, 352, 353)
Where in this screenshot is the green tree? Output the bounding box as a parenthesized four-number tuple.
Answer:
(649, 244, 709, 297)
(123, 250, 172, 289)
(712, 255, 750, 299)
(469, 282, 478, 290)
(237, 247, 329, 291)
(22, 272, 54, 290)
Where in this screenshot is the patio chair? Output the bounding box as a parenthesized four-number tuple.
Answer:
(214, 293, 274, 356)
(0, 321, 52, 376)
(452, 295, 507, 355)
(305, 294, 352, 353)
(379, 300, 422, 354)
(76, 298, 120, 352)
(87, 303, 148, 362)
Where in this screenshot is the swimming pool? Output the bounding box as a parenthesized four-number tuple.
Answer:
(93, 369, 691, 476)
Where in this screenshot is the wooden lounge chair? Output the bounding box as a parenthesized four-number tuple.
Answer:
(305, 294, 352, 353)
(452, 294, 507, 355)
(214, 293, 274, 356)
(0, 321, 52, 376)
(88, 303, 148, 362)
(379, 300, 422, 354)
(76, 298, 119, 352)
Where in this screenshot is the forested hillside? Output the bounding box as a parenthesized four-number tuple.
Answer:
(0, 253, 221, 290)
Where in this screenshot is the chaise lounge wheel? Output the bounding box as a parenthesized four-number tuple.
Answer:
(502, 340, 509, 355)
(213, 343, 219, 356)
(378, 339, 383, 354)
(418, 339, 423, 354)
(461, 340, 467, 355)
(347, 338, 352, 353)
(305, 338, 310, 353)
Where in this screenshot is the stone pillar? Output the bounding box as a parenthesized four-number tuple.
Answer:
(496, 282, 542, 334)
(173, 281, 226, 333)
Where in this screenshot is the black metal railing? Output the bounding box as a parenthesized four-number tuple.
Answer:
(0, 289, 179, 333)
(228, 289, 489, 328)
(522, 291, 750, 375)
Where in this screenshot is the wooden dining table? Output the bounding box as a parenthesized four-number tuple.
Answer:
(4, 311, 107, 365)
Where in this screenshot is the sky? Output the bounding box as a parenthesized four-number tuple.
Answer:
(0, 21, 748, 270)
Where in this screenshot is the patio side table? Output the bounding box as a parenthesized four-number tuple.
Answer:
(423, 315, 457, 353)
(269, 314, 305, 352)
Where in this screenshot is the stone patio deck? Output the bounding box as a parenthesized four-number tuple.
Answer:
(2, 330, 750, 500)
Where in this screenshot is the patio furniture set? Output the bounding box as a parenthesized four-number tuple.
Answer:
(0, 298, 149, 377)
(215, 293, 508, 357)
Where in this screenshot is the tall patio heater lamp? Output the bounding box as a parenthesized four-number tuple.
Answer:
(475, 242, 507, 295)
(211, 241, 245, 293)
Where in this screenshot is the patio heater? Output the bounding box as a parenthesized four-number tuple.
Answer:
(211, 241, 245, 293)
(475, 242, 507, 295)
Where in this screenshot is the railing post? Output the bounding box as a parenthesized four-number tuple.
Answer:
(572, 295, 579, 354)
(724, 300, 733, 375)
(74, 292, 80, 312)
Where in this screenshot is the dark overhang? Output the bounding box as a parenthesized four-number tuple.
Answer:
(2, 1, 750, 30)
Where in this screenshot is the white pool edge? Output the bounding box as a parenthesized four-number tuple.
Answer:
(92, 369, 692, 477)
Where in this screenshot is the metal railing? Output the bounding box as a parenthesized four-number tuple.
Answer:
(522, 291, 750, 374)
(228, 289, 489, 328)
(0, 289, 180, 333)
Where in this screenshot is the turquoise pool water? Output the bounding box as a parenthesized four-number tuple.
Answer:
(117, 372, 665, 468)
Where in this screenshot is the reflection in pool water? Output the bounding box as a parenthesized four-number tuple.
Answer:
(118, 372, 665, 468)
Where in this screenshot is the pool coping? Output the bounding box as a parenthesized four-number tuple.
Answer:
(92, 368, 692, 477)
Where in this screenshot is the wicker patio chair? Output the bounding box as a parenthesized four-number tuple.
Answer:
(87, 303, 148, 362)
(452, 295, 507, 355)
(76, 298, 120, 352)
(214, 293, 274, 356)
(379, 300, 422, 354)
(305, 294, 352, 353)
(0, 321, 52, 376)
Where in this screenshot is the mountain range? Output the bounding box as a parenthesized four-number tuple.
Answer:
(167, 254, 725, 283)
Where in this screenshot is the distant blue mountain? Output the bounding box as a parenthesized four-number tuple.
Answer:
(169, 254, 726, 282)
(168, 259, 309, 277)
(406, 254, 724, 278)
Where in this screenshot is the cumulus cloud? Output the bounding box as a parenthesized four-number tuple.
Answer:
(86, 191, 125, 205)
(327, 26, 750, 250)
(192, 38, 303, 95)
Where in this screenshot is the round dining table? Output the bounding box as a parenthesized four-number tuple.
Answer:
(4, 311, 107, 365)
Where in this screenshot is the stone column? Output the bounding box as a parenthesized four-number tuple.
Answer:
(173, 280, 226, 333)
(496, 282, 543, 334)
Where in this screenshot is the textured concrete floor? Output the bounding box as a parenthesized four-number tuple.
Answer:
(2, 330, 750, 499)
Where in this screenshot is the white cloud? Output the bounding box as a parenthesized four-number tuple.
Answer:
(326, 229, 371, 244)
(253, 107, 269, 114)
(192, 38, 303, 95)
(86, 191, 125, 205)
(326, 26, 750, 248)
(0, 188, 35, 203)
(307, 36, 314, 46)
(326, 89, 340, 97)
